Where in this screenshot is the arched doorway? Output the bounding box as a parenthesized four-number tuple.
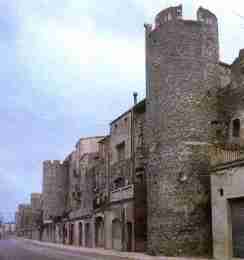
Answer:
(69, 223, 74, 245)
(112, 219, 122, 250)
(126, 222, 132, 251)
(62, 224, 66, 244)
(79, 222, 83, 246)
(95, 217, 104, 247)
(85, 223, 91, 247)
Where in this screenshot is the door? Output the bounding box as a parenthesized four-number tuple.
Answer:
(70, 224, 74, 245)
(126, 222, 132, 252)
(95, 217, 104, 247)
(112, 219, 122, 250)
(79, 222, 83, 246)
(231, 198, 244, 258)
(85, 223, 91, 247)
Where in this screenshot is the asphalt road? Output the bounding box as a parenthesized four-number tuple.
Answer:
(0, 239, 126, 260)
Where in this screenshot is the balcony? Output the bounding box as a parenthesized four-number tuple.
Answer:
(209, 143, 244, 166)
(110, 184, 134, 203)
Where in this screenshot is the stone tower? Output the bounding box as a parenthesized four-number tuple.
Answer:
(42, 160, 68, 222)
(145, 5, 219, 256)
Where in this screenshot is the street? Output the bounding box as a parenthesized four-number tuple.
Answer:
(0, 239, 127, 260)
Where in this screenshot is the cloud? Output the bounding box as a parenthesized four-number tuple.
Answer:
(17, 14, 144, 83)
(13, 3, 146, 127)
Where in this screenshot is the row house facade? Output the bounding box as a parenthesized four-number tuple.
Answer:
(39, 99, 147, 252)
(15, 193, 42, 239)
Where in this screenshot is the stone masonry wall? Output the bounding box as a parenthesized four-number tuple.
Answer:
(133, 101, 146, 182)
(110, 111, 132, 165)
(145, 5, 219, 256)
(218, 50, 244, 146)
(42, 160, 68, 221)
(133, 101, 147, 252)
(31, 193, 42, 228)
(67, 137, 104, 215)
(109, 110, 133, 190)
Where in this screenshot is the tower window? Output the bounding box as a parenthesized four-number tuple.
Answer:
(176, 8, 182, 17)
(233, 119, 240, 137)
(116, 141, 125, 162)
(219, 188, 224, 197)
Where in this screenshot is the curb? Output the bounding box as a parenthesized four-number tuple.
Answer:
(18, 238, 212, 260)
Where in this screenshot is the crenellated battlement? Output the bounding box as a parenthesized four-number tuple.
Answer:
(42, 158, 69, 220)
(197, 6, 217, 24)
(43, 160, 65, 166)
(31, 193, 42, 199)
(146, 5, 217, 33)
(155, 4, 182, 27)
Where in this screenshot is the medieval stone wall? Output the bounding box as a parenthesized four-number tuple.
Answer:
(42, 160, 68, 221)
(133, 100, 146, 183)
(76, 153, 98, 218)
(218, 62, 231, 89)
(218, 50, 244, 146)
(31, 193, 42, 211)
(145, 5, 219, 256)
(67, 151, 80, 211)
(30, 193, 42, 228)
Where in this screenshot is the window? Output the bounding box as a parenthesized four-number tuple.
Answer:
(113, 124, 118, 133)
(216, 129, 222, 139)
(114, 177, 125, 189)
(176, 8, 182, 17)
(75, 184, 80, 191)
(136, 173, 144, 184)
(116, 142, 125, 161)
(73, 169, 78, 178)
(233, 119, 240, 137)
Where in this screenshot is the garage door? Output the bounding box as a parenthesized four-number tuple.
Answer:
(231, 198, 244, 258)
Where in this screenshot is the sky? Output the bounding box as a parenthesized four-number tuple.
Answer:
(0, 0, 243, 222)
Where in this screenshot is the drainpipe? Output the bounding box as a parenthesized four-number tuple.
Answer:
(131, 95, 136, 252)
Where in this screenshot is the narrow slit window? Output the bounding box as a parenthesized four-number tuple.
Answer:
(233, 119, 240, 137)
(116, 141, 125, 162)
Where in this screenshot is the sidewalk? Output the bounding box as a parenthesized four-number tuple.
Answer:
(20, 238, 212, 260)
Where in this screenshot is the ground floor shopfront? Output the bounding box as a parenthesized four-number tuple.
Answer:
(40, 200, 146, 253)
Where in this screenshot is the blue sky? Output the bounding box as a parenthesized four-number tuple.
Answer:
(0, 0, 243, 222)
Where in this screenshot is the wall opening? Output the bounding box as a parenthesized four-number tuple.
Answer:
(233, 119, 240, 137)
(85, 223, 91, 247)
(69, 223, 74, 245)
(112, 219, 122, 250)
(230, 198, 244, 258)
(126, 222, 133, 252)
(95, 217, 104, 247)
(116, 142, 125, 161)
(79, 222, 83, 246)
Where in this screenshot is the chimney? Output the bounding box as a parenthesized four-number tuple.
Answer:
(133, 92, 138, 105)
